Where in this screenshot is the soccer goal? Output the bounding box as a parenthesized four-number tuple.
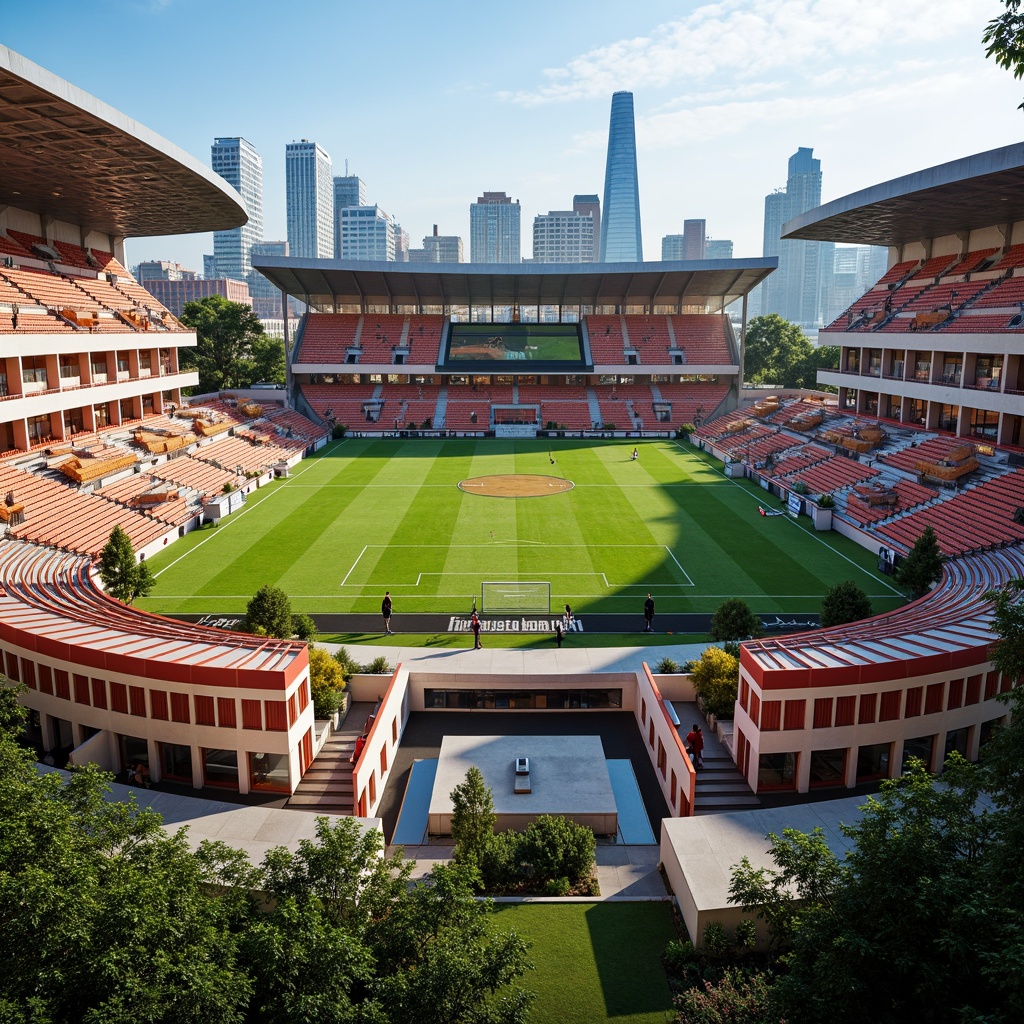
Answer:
(480, 581, 551, 615)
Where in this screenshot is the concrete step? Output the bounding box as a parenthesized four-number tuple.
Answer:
(695, 794, 762, 812)
(287, 793, 354, 812)
(696, 778, 753, 793)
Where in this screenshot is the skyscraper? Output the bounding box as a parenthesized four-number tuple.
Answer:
(705, 238, 734, 260)
(338, 205, 396, 261)
(333, 174, 366, 255)
(211, 137, 263, 281)
(599, 92, 642, 262)
(682, 220, 706, 260)
(286, 140, 334, 259)
(470, 192, 521, 263)
(573, 195, 601, 262)
(532, 208, 595, 263)
(759, 147, 829, 326)
(661, 234, 685, 261)
(408, 225, 464, 263)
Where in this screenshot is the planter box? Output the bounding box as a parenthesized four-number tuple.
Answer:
(811, 505, 833, 531)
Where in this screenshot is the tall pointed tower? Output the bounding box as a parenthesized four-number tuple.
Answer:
(599, 91, 643, 262)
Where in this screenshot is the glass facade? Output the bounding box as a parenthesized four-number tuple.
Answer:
(211, 137, 263, 281)
(600, 92, 643, 262)
(470, 192, 521, 264)
(286, 140, 334, 259)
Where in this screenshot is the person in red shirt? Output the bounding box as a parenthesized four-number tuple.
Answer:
(685, 724, 704, 769)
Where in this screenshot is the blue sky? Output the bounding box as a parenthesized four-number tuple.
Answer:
(3, 0, 1022, 271)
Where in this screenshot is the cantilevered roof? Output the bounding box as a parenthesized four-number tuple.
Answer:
(783, 141, 1024, 247)
(251, 256, 777, 310)
(0, 45, 245, 238)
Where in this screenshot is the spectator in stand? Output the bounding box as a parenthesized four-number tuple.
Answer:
(381, 591, 393, 635)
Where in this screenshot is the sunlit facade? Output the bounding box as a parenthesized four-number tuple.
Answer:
(599, 91, 643, 262)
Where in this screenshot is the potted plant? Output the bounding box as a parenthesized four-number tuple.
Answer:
(812, 492, 835, 531)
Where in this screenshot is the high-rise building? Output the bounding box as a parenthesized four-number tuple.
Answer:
(211, 137, 263, 281)
(203, 254, 218, 280)
(759, 147, 830, 326)
(144, 277, 252, 319)
(706, 238, 734, 260)
(392, 222, 410, 262)
(532, 208, 595, 263)
(249, 240, 289, 319)
(682, 220, 706, 260)
(599, 92, 643, 262)
(661, 234, 685, 261)
(408, 225, 464, 263)
(573, 195, 601, 262)
(470, 192, 521, 263)
(338, 205, 396, 261)
(333, 174, 367, 255)
(286, 140, 334, 259)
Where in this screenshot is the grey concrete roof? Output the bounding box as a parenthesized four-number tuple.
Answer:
(0, 45, 246, 239)
(782, 141, 1024, 247)
(251, 256, 777, 310)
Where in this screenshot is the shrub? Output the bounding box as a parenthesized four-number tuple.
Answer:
(676, 422, 695, 438)
(362, 655, 392, 675)
(518, 814, 596, 885)
(480, 829, 522, 890)
(663, 939, 697, 979)
(792, 481, 809, 495)
(334, 646, 359, 680)
(820, 580, 872, 628)
(422, 416, 432, 429)
(222, 482, 233, 494)
(735, 919, 758, 952)
(308, 645, 346, 719)
(246, 584, 292, 639)
(332, 423, 348, 439)
(701, 921, 731, 960)
(544, 877, 571, 897)
(657, 656, 680, 674)
(673, 967, 775, 1023)
(709, 598, 763, 641)
(691, 646, 740, 720)
(291, 613, 317, 641)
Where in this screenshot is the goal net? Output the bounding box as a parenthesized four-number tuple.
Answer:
(480, 581, 551, 615)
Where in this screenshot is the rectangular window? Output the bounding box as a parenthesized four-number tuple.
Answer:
(380, 745, 388, 775)
(835, 695, 856, 727)
(242, 699, 262, 730)
(905, 686, 923, 718)
(91, 678, 107, 709)
(924, 682, 945, 715)
(859, 693, 877, 724)
(264, 701, 287, 732)
(657, 738, 667, 779)
(813, 697, 833, 729)
(194, 695, 215, 726)
(985, 672, 1000, 700)
(783, 699, 806, 731)
(73, 674, 90, 705)
(150, 690, 168, 720)
(749, 692, 761, 727)
(110, 681, 128, 713)
(965, 676, 982, 706)
(947, 678, 964, 710)
(761, 700, 782, 731)
(38, 664, 53, 695)
(20, 659, 36, 690)
(4, 651, 20, 682)
(217, 697, 236, 728)
(170, 692, 190, 724)
(879, 690, 902, 722)
(129, 686, 146, 717)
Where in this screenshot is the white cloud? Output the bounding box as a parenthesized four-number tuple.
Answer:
(501, 0, 993, 105)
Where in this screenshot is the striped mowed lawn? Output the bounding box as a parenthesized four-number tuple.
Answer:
(138, 437, 906, 618)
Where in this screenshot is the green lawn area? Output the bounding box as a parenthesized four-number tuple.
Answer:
(138, 437, 906, 620)
(490, 902, 677, 1024)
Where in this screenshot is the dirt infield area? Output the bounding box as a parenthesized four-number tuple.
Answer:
(457, 474, 575, 498)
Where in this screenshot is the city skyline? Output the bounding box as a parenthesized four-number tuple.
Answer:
(3, 1, 1020, 273)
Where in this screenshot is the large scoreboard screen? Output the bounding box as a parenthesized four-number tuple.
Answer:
(443, 323, 586, 369)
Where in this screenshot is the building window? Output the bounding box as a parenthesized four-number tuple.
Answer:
(808, 749, 846, 788)
(902, 735, 935, 772)
(160, 743, 192, 782)
(758, 752, 796, 791)
(203, 749, 239, 789)
(856, 742, 890, 782)
(249, 751, 290, 793)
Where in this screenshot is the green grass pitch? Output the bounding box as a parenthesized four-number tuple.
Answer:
(138, 437, 906, 619)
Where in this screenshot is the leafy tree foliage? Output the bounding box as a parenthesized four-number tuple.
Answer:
(709, 598, 763, 641)
(820, 579, 872, 627)
(308, 645, 347, 719)
(0, 684, 533, 1024)
(179, 295, 284, 393)
(690, 646, 740, 719)
(895, 525, 945, 598)
(984, 0, 1024, 108)
(743, 315, 814, 388)
(517, 814, 596, 887)
(291, 612, 318, 642)
(97, 524, 155, 604)
(246, 583, 293, 638)
(450, 766, 496, 874)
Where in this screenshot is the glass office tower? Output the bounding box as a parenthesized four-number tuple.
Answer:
(599, 91, 643, 262)
(211, 137, 263, 280)
(286, 140, 334, 259)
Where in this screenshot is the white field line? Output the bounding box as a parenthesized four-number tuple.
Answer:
(340, 545, 368, 587)
(664, 546, 695, 586)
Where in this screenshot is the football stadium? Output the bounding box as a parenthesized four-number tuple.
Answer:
(2, 41, 1024, 954)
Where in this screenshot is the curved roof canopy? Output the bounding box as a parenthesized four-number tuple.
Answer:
(251, 257, 776, 311)
(783, 142, 1024, 247)
(0, 45, 245, 239)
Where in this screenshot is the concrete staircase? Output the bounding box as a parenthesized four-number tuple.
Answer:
(693, 754, 762, 814)
(286, 731, 355, 815)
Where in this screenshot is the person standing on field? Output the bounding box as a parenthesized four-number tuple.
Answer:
(643, 592, 655, 632)
(382, 591, 393, 635)
(471, 612, 482, 649)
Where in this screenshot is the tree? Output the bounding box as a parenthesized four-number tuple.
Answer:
(690, 646, 740, 719)
(250, 332, 286, 385)
(97, 524, 155, 604)
(790, 343, 840, 392)
(246, 583, 292, 638)
(742, 314, 814, 387)
(179, 294, 274, 393)
(984, 0, 1024, 108)
(449, 767, 496, 874)
(820, 579, 872, 627)
(292, 612, 318, 642)
(308, 645, 347, 719)
(518, 814, 596, 886)
(895, 525, 945, 598)
(709, 598, 763, 641)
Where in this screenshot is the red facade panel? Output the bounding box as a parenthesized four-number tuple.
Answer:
(879, 689, 902, 722)
(947, 678, 964, 710)
(37, 664, 53, 695)
(73, 674, 90, 705)
(242, 699, 262, 730)
(21, 659, 36, 689)
(150, 689, 168, 720)
(761, 700, 781, 731)
(194, 694, 215, 726)
(835, 695, 856, 727)
(905, 686, 922, 718)
(750, 692, 761, 728)
(924, 682, 945, 715)
(813, 697, 833, 729)
(783, 699, 806, 731)
(965, 675, 982, 706)
(170, 692, 190, 724)
(110, 680, 128, 714)
(858, 692, 877, 725)
(90, 678, 107, 709)
(217, 697, 236, 728)
(129, 686, 146, 717)
(264, 701, 287, 732)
